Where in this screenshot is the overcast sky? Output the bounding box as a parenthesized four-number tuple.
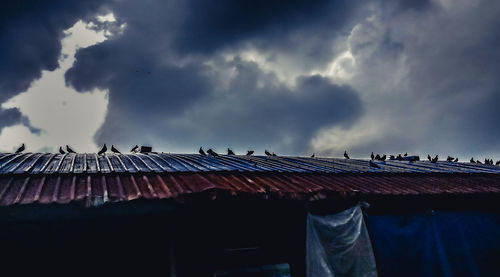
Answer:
(0, 0, 499, 160)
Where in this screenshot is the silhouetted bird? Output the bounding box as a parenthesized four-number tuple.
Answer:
(15, 143, 25, 153)
(380, 154, 387, 161)
(272, 152, 277, 157)
(371, 152, 375, 160)
(227, 148, 235, 155)
(344, 150, 350, 159)
(370, 160, 380, 169)
(396, 154, 403, 160)
(131, 145, 139, 152)
(199, 147, 206, 156)
(265, 150, 272, 156)
(470, 157, 475, 163)
(431, 155, 438, 163)
(311, 153, 315, 158)
(428, 155, 432, 161)
(390, 155, 396, 160)
(98, 144, 107, 155)
(375, 154, 381, 160)
(111, 145, 121, 153)
(453, 158, 458, 162)
(447, 156, 454, 162)
(59, 147, 66, 154)
(404, 152, 408, 157)
(496, 160, 500, 166)
(246, 150, 254, 156)
(66, 145, 76, 153)
(476, 160, 482, 164)
(207, 148, 219, 157)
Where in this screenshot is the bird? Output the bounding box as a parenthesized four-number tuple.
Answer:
(428, 154, 432, 161)
(207, 148, 219, 157)
(431, 155, 438, 163)
(272, 152, 277, 157)
(130, 145, 139, 152)
(66, 145, 75, 153)
(370, 160, 380, 169)
(396, 154, 403, 161)
(375, 154, 381, 160)
(344, 150, 350, 159)
(453, 157, 458, 162)
(404, 152, 408, 157)
(265, 150, 272, 156)
(380, 154, 387, 161)
(15, 143, 25, 153)
(390, 155, 395, 160)
(311, 153, 315, 158)
(227, 148, 235, 155)
(199, 147, 206, 156)
(246, 150, 254, 156)
(371, 152, 375, 160)
(446, 156, 454, 162)
(496, 160, 500, 166)
(59, 146, 66, 154)
(98, 144, 107, 155)
(470, 157, 475, 163)
(111, 145, 121, 153)
(476, 160, 482, 164)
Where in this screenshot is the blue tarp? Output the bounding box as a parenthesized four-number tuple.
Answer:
(365, 211, 500, 277)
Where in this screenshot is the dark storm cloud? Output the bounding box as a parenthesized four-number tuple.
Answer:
(0, 108, 40, 133)
(0, 0, 108, 109)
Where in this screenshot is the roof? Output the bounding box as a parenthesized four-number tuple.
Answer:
(0, 152, 499, 207)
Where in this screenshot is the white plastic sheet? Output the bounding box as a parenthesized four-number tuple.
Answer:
(306, 205, 378, 277)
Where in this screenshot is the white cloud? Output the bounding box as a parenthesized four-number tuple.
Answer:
(0, 16, 117, 152)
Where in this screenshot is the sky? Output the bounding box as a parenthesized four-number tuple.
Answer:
(0, 0, 499, 160)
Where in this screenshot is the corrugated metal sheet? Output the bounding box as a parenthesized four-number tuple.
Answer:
(0, 173, 499, 207)
(1, 153, 500, 174)
(0, 152, 499, 207)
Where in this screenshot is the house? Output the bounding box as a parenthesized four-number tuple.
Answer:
(0, 152, 498, 276)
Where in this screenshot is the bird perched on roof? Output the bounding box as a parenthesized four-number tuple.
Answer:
(453, 157, 458, 162)
(404, 152, 408, 157)
(428, 154, 432, 161)
(369, 160, 380, 169)
(476, 160, 482, 164)
(375, 154, 381, 160)
(199, 147, 206, 156)
(496, 160, 500, 166)
(111, 145, 121, 153)
(227, 148, 235, 155)
(272, 152, 277, 157)
(470, 157, 475, 163)
(15, 143, 25, 153)
(446, 156, 454, 162)
(344, 150, 350, 159)
(371, 152, 374, 160)
(390, 155, 395, 160)
(396, 154, 403, 160)
(131, 145, 139, 152)
(66, 145, 75, 153)
(207, 148, 219, 157)
(265, 149, 272, 156)
(311, 153, 315, 158)
(59, 146, 66, 154)
(431, 155, 438, 163)
(380, 154, 387, 161)
(98, 144, 107, 155)
(246, 150, 254, 156)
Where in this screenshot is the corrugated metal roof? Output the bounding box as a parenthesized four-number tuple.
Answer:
(0, 173, 498, 207)
(0, 152, 499, 207)
(1, 153, 500, 174)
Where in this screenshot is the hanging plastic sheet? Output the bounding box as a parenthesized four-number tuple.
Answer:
(306, 205, 378, 277)
(365, 211, 500, 277)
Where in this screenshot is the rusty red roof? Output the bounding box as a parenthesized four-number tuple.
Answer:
(0, 152, 499, 207)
